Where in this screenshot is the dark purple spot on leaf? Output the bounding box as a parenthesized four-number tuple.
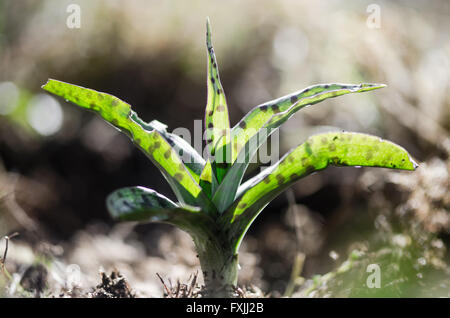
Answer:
(276, 174, 285, 185)
(164, 149, 171, 159)
(174, 173, 184, 182)
(329, 143, 336, 151)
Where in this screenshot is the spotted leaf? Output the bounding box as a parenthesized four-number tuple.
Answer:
(213, 83, 385, 212)
(42, 79, 214, 211)
(223, 132, 417, 248)
(107, 186, 216, 240)
(212, 83, 386, 212)
(130, 115, 205, 182)
(199, 160, 218, 198)
(204, 18, 231, 181)
(212, 129, 269, 212)
(229, 83, 386, 163)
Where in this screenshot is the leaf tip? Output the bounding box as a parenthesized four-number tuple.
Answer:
(206, 17, 212, 47)
(362, 82, 387, 91)
(351, 82, 387, 93)
(41, 78, 62, 93)
(410, 157, 419, 171)
(41, 79, 53, 90)
(400, 153, 419, 171)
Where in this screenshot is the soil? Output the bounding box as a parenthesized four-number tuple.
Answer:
(91, 270, 135, 298)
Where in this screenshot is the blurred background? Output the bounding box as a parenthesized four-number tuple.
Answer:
(0, 0, 449, 297)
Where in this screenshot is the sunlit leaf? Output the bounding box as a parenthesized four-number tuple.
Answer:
(223, 131, 417, 248)
(204, 18, 231, 182)
(212, 130, 268, 212)
(213, 83, 385, 212)
(199, 159, 218, 198)
(229, 83, 386, 163)
(130, 115, 205, 182)
(42, 79, 214, 211)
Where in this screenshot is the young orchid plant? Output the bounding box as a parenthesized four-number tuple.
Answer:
(42, 19, 417, 297)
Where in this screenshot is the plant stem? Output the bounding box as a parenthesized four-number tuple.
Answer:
(193, 235, 239, 297)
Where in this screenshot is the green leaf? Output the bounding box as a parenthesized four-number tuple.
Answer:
(42, 79, 214, 211)
(143, 130, 207, 206)
(223, 131, 417, 248)
(199, 159, 218, 198)
(229, 83, 386, 163)
(130, 115, 205, 182)
(212, 129, 269, 212)
(204, 18, 231, 181)
(213, 83, 385, 212)
(107, 186, 180, 220)
(107, 186, 216, 240)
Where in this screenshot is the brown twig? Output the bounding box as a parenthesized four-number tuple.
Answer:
(156, 273, 172, 297)
(187, 271, 198, 298)
(1, 232, 19, 277)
